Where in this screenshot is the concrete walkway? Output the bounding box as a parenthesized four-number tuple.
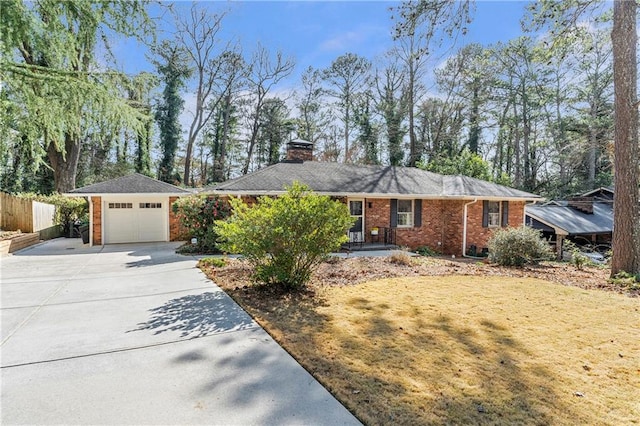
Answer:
(1, 239, 360, 425)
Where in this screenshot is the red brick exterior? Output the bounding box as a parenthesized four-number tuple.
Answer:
(362, 198, 526, 255)
(169, 196, 186, 241)
(91, 197, 102, 245)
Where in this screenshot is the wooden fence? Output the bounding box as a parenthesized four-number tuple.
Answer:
(0, 192, 56, 233)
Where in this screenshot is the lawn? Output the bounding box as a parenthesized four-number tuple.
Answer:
(202, 257, 640, 425)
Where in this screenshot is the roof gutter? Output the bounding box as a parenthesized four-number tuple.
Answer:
(462, 198, 478, 258)
(210, 189, 540, 202)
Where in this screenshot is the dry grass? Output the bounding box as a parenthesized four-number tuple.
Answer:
(202, 257, 640, 425)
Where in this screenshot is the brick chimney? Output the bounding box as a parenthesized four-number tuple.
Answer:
(568, 196, 594, 214)
(285, 139, 314, 162)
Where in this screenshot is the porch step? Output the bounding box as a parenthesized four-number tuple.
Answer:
(341, 243, 399, 252)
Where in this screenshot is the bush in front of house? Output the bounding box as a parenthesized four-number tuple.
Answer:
(21, 193, 88, 237)
(488, 226, 553, 267)
(215, 182, 354, 290)
(172, 195, 230, 252)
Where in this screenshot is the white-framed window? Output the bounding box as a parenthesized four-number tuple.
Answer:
(108, 202, 133, 209)
(397, 199, 413, 228)
(487, 201, 501, 227)
(140, 202, 162, 209)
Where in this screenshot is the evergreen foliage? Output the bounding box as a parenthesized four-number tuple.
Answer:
(154, 41, 192, 184)
(171, 195, 230, 252)
(488, 226, 553, 267)
(215, 182, 354, 290)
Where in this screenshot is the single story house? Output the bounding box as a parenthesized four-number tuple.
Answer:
(68, 173, 192, 246)
(525, 188, 614, 258)
(206, 141, 541, 256)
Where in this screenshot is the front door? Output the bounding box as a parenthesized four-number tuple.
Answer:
(348, 199, 364, 243)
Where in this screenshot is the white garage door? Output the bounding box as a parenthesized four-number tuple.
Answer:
(104, 200, 167, 244)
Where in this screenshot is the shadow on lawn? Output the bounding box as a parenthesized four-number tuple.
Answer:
(243, 290, 585, 426)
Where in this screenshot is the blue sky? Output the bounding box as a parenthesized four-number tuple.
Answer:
(117, 0, 531, 80)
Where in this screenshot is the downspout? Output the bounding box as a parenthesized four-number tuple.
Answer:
(88, 196, 93, 247)
(462, 198, 478, 258)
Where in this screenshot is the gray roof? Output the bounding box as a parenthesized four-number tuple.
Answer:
(526, 202, 613, 235)
(69, 173, 192, 195)
(208, 162, 540, 200)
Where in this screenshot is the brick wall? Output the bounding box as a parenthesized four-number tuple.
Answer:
(169, 196, 187, 241)
(91, 197, 102, 245)
(464, 200, 526, 254)
(363, 198, 526, 255)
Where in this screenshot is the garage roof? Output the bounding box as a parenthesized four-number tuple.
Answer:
(69, 173, 193, 195)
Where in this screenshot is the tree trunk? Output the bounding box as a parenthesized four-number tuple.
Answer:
(47, 133, 81, 193)
(610, 0, 639, 276)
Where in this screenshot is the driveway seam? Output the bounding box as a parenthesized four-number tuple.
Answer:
(0, 325, 262, 369)
(0, 245, 105, 347)
(0, 285, 218, 310)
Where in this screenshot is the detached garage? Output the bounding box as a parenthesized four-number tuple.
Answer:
(68, 174, 192, 245)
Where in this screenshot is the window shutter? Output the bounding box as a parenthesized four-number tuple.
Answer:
(390, 199, 398, 228)
(502, 201, 509, 227)
(482, 200, 489, 228)
(414, 199, 422, 227)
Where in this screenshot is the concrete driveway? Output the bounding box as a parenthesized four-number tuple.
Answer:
(1, 239, 360, 425)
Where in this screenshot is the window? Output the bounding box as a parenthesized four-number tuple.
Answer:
(108, 202, 132, 209)
(397, 200, 413, 228)
(487, 201, 501, 227)
(140, 202, 162, 209)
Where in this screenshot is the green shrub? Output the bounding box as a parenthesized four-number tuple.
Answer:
(172, 195, 230, 252)
(198, 257, 227, 268)
(215, 182, 354, 290)
(20, 193, 88, 236)
(609, 271, 640, 290)
(488, 226, 553, 267)
(414, 246, 439, 257)
(562, 240, 590, 270)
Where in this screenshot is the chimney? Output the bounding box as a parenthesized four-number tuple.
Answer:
(285, 139, 314, 162)
(568, 196, 594, 214)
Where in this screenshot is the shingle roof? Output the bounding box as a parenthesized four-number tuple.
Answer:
(69, 173, 193, 195)
(207, 162, 539, 200)
(526, 202, 613, 235)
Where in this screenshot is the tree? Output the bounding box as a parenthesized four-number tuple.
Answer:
(215, 182, 354, 290)
(296, 66, 330, 145)
(174, 6, 231, 186)
(154, 41, 191, 184)
(375, 57, 408, 166)
(127, 72, 158, 176)
(392, 0, 474, 166)
(0, 0, 152, 192)
(256, 97, 295, 167)
(322, 53, 372, 162)
(527, 0, 639, 275)
(421, 148, 491, 181)
(242, 45, 295, 174)
(354, 92, 380, 165)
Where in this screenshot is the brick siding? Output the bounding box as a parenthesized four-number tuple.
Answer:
(91, 196, 102, 245)
(363, 198, 526, 256)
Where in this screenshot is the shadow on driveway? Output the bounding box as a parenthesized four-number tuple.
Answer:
(128, 291, 256, 338)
